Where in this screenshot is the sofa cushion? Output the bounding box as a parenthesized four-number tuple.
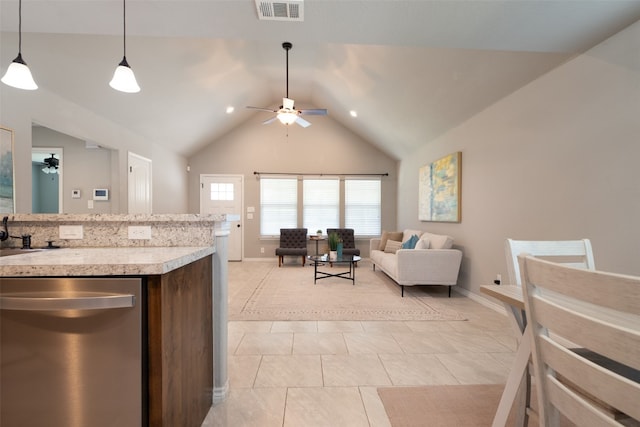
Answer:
(415, 238, 429, 249)
(421, 232, 454, 249)
(384, 240, 403, 254)
(402, 229, 424, 243)
(402, 234, 420, 249)
(378, 231, 403, 251)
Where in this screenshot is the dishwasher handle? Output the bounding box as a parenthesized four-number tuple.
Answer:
(0, 293, 136, 311)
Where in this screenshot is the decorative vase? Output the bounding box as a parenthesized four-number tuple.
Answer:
(336, 242, 343, 257)
(329, 251, 337, 261)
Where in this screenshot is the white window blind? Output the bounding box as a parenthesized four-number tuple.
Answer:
(303, 178, 339, 233)
(345, 178, 381, 236)
(260, 177, 297, 236)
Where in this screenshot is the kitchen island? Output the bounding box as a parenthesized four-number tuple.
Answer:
(0, 214, 231, 427)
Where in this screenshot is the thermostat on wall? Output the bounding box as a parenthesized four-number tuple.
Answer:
(92, 188, 109, 201)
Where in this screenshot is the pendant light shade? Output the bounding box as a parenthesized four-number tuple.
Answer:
(2, 54, 38, 90)
(1, 0, 38, 90)
(109, 57, 140, 93)
(110, 0, 140, 93)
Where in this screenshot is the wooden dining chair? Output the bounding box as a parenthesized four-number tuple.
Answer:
(505, 238, 595, 287)
(519, 254, 640, 427)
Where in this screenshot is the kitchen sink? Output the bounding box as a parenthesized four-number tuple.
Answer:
(0, 249, 43, 257)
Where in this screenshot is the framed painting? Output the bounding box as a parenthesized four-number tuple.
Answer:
(418, 151, 461, 222)
(0, 126, 15, 213)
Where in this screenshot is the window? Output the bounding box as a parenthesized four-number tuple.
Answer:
(209, 183, 234, 201)
(345, 178, 381, 236)
(260, 178, 297, 235)
(303, 178, 339, 233)
(259, 175, 382, 237)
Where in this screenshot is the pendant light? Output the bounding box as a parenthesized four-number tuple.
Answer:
(109, 0, 140, 93)
(1, 0, 38, 90)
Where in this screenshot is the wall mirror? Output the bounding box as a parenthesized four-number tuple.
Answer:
(31, 124, 119, 214)
(1, 126, 15, 213)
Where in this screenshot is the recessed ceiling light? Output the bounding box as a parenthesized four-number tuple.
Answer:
(226, 106, 235, 114)
(350, 110, 358, 118)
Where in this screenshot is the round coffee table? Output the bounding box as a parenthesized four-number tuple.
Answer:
(307, 254, 362, 285)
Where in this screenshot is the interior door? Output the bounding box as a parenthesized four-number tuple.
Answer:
(200, 175, 242, 261)
(128, 152, 152, 214)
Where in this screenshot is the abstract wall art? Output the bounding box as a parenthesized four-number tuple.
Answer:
(418, 151, 461, 222)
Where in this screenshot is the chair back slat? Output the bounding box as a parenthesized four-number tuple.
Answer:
(539, 337, 640, 422)
(506, 238, 595, 286)
(520, 255, 640, 426)
(531, 297, 640, 371)
(546, 375, 622, 427)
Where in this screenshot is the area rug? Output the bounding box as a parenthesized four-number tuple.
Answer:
(228, 260, 466, 321)
(377, 384, 516, 427)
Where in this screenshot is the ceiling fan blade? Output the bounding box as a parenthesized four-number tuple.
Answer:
(295, 116, 311, 128)
(299, 108, 327, 116)
(282, 97, 295, 110)
(247, 106, 277, 113)
(262, 116, 278, 125)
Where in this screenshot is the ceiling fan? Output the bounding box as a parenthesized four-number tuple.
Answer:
(247, 42, 327, 128)
(41, 154, 59, 174)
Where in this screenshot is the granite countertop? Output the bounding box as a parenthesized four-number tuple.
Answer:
(0, 246, 215, 277)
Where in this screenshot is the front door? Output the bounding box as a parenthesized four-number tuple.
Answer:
(200, 175, 242, 261)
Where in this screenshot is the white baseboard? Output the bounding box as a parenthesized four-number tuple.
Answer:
(213, 381, 229, 405)
(454, 287, 507, 316)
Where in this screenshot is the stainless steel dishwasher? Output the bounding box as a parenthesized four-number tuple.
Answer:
(0, 277, 143, 427)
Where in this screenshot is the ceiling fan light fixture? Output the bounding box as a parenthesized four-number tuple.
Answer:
(277, 111, 298, 125)
(1, 0, 38, 90)
(110, 57, 140, 93)
(41, 153, 59, 174)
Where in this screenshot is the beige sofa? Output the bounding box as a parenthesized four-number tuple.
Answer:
(369, 229, 462, 297)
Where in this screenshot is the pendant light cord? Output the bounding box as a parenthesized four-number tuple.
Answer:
(122, 0, 127, 57)
(18, 0, 22, 54)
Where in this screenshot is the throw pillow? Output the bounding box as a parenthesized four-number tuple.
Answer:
(384, 239, 403, 254)
(421, 232, 454, 249)
(414, 238, 429, 249)
(378, 231, 403, 251)
(401, 234, 419, 249)
(402, 229, 424, 243)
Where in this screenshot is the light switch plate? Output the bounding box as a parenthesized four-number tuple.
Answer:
(128, 226, 152, 240)
(59, 225, 83, 239)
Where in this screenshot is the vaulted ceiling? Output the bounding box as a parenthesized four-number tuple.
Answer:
(2, 1, 640, 159)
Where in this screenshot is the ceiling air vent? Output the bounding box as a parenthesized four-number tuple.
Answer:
(255, 0, 304, 21)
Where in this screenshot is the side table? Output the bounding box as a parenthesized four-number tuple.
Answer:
(309, 235, 326, 256)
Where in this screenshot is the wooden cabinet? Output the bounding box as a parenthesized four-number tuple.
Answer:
(147, 255, 213, 427)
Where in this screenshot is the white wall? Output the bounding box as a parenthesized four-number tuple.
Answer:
(0, 86, 188, 213)
(188, 114, 398, 259)
(397, 21, 640, 297)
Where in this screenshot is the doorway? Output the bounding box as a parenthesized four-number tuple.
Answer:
(32, 148, 63, 213)
(200, 174, 243, 261)
(128, 152, 152, 214)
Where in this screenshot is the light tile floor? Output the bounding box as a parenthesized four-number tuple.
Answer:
(202, 289, 516, 427)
